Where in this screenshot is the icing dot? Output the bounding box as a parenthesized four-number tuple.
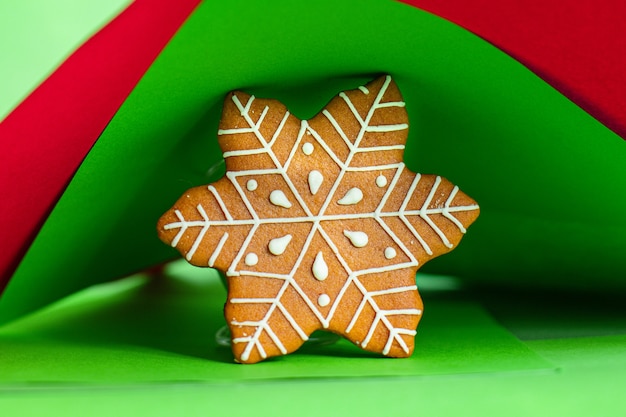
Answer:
(337, 187, 363, 205)
(384, 247, 397, 259)
(302, 142, 314, 155)
(308, 170, 323, 195)
(318, 294, 331, 307)
(269, 190, 292, 208)
(343, 230, 368, 248)
(246, 179, 258, 191)
(312, 252, 328, 281)
(244, 253, 258, 266)
(375, 175, 387, 188)
(268, 234, 292, 255)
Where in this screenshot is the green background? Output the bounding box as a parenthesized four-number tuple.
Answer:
(2, 0, 625, 324)
(1, 0, 625, 414)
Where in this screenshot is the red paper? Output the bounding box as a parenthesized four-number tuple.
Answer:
(402, 0, 626, 140)
(0, 0, 201, 293)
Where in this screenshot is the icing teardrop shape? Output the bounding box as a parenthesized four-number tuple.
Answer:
(268, 234, 292, 255)
(343, 230, 368, 248)
(308, 170, 323, 195)
(312, 251, 328, 281)
(337, 187, 363, 205)
(269, 190, 292, 208)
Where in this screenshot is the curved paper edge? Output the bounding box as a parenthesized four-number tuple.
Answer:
(2, 0, 625, 325)
(401, 0, 626, 140)
(0, 0, 202, 296)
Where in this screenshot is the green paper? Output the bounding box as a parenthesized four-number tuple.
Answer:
(2, 367, 626, 417)
(474, 286, 626, 340)
(2, 0, 626, 324)
(0, 0, 131, 120)
(2, 265, 626, 416)
(2, 357, 624, 417)
(526, 334, 626, 369)
(2, 2, 625, 415)
(0, 262, 550, 384)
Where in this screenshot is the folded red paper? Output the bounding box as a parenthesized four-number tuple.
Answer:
(0, 0, 202, 294)
(402, 0, 626, 140)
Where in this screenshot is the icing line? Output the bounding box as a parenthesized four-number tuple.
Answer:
(365, 123, 408, 132)
(269, 111, 291, 148)
(340, 92, 365, 126)
(322, 109, 355, 151)
(209, 232, 229, 267)
(419, 176, 453, 248)
(185, 204, 210, 261)
(208, 185, 233, 221)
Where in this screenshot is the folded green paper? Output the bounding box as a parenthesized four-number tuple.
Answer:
(0, 262, 551, 384)
(2, 0, 625, 326)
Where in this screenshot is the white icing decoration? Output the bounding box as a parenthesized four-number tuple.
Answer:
(384, 247, 397, 260)
(269, 190, 292, 208)
(308, 170, 323, 195)
(376, 175, 387, 188)
(318, 294, 331, 307)
(209, 232, 229, 267)
(208, 185, 233, 221)
(337, 187, 363, 205)
(343, 230, 368, 248)
(358, 86, 369, 94)
(302, 142, 314, 155)
(246, 179, 258, 191)
(269, 234, 292, 256)
(312, 252, 328, 281)
(244, 253, 258, 266)
(167, 76, 478, 361)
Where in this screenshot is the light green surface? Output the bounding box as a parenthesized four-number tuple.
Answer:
(3, 0, 625, 326)
(1, 263, 625, 416)
(0, 0, 131, 120)
(0, 262, 550, 384)
(1, 361, 623, 417)
(1, 364, 624, 417)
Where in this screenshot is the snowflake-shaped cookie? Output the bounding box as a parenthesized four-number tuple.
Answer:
(157, 75, 479, 363)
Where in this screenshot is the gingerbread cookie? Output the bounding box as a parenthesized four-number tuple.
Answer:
(157, 75, 479, 363)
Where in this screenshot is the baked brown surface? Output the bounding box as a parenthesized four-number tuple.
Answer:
(158, 75, 479, 363)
